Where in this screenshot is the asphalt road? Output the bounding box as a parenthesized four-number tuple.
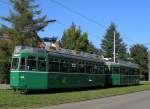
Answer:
(36, 90, 150, 109)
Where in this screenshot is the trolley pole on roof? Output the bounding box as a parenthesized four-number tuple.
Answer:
(113, 31, 116, 63)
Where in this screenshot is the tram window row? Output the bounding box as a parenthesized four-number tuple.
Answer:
(19, 56, 105, 74)
(48, 57, 105, 74)
(18, 56, 139, 76)
(110, 66, 139, 75)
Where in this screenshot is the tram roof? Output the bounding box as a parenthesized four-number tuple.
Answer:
(48, 49, 104, 63)
(105, 61, 139, 69)
(14, 46, 46, 54)
(14, 46, 104, 62)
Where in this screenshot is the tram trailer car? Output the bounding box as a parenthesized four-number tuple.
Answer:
(10, 46, 107, 91)
(106, 61, 140, 86)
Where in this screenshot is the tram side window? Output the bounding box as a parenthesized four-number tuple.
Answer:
(133, 68, 137, 75)
(110, 67, 113, 74)
(49, 59, 59, 72)
(134, 69, 138, 75)
(95, 64, 99, 74)
(104, 65, 109, 74)
(125, 67, 129, 75)
(38, 58, 46, 71)
(119, 67, 122, 75)
(11, 58, 19, 70)
(78, 62, 85, 73)
(20, 57, 25, 70)
(93, 64, 97, 74)
(136, 69, 140, 75)
(86, 64, 91, 73)
(128, 68, 132, 75)
(98, 65, 104, 74)
(134, 68, 137, 75)
(27, 57, 37, 71)
(120, 67, 125, 75)
(69, 61, 77, 73)
(60, 60, 68, 72)
(113, 67, 119, 74)
(87, 62, 91, 73)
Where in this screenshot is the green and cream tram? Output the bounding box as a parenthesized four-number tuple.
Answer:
(10, 46, 140, 91)
(10, 46, 107, 90)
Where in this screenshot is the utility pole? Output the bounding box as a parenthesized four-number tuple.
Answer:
(113, 31, 116, 63)
(148, 51, 150, 81)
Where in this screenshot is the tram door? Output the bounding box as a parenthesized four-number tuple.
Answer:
(111, 66, 120, 85)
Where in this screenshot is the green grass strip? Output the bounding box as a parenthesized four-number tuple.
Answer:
(0, 82, 150, 108)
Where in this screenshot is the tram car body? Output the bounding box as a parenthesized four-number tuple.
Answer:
(106, 61, 140, 86)
(10, 46, 107, 90)
(10, 46, 140, 91)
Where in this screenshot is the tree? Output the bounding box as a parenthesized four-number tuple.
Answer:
(0, 40, 12, 83)
(87, 41, 98, 53)
(0, 0, 54, 83)
(61, 23, 99, 53)
(0, 0, 53, 46)
(130, 44, 148, 80)
(101, 22, 127, 60)
(76, 32, 89, 52)
(61, 23, 81, 50)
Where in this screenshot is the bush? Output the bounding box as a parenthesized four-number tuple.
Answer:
(0, 60, 10, 84)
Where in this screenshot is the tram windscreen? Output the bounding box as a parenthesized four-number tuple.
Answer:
(11, 58, 19, 70)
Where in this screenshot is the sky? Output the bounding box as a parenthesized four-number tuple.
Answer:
(0, 0, 150, 49)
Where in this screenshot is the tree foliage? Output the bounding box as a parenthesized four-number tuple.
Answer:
(0, 0, 50, 83)
(61, 23, 81, 50)
(61, 23, 97, 52)
(0, 40, 12, 83)
(87, 41, 98, 53)
(0, 0, 50, 46)
(130, 44, 148, 80)
(101, 22, 127, 60)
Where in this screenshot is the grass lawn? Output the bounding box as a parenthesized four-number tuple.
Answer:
(1, 82, 150, 108)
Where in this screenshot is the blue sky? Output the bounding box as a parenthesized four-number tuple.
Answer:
(0, 0, 150, 49)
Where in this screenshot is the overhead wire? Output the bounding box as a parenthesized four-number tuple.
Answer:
(0, 0, 144, 49)
(50, 0, 107, 29)
(1, 0, 138, 47)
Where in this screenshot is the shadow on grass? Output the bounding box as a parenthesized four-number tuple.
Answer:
(23, 86, 106, 95)
(21, 83, 142, 95)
